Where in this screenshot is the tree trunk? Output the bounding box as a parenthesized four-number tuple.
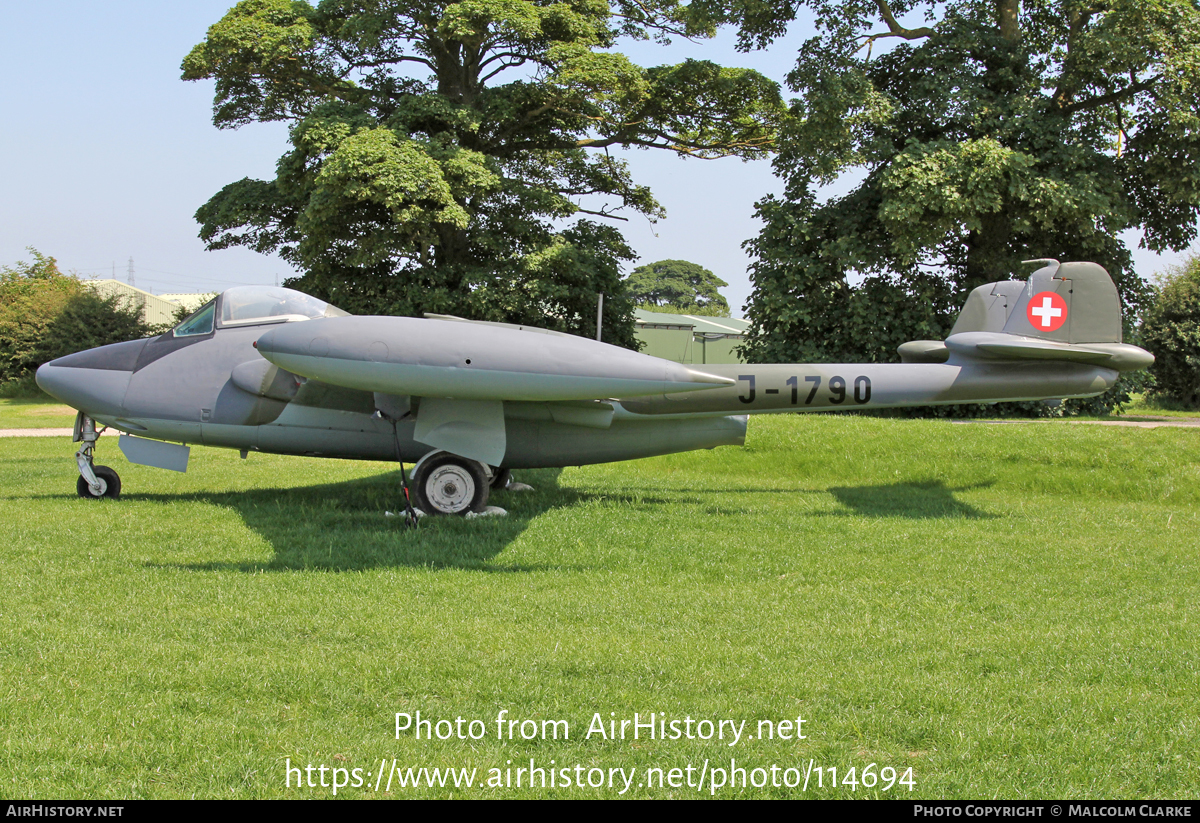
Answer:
(997, 0, 1020, 41)
(964, 211, 1014, 292)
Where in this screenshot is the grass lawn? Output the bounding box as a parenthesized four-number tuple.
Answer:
(1, 415, 1198, 798)
(1114, 393, 1200, 420)
(0, 398, 78, 429)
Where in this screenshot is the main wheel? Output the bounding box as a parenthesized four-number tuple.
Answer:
(76, 465, 121, 500)
(412, 454, 489, 515)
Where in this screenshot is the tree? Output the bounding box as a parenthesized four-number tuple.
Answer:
(183, 0, 784, 347)
(0, 250, 152, 385)
(1142, 252, 1200, 407)
(624, 258, 732, 316)
(0, 250, 80, 383)
(736, 0, 1200, 366)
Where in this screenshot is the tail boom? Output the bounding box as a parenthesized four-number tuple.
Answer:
(617, 361, 1116, 416)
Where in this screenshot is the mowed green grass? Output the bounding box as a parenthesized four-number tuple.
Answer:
(1, 415, 1198, 799)
(1118, 393, 1200, 419)
(0, 398, 78, 429)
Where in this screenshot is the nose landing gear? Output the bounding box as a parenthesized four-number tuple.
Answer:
(73, 412, 121, 499)
(76, 466, 121, 499)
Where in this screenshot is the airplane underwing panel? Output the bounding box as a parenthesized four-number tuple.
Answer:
(289, 379, 377, 414)
(501, 414, 747, 469)
(503, 401, 615, 430)
(251, 401, 401, 459)
(118, 434, 190, 473)
(413, 397, 506, 467)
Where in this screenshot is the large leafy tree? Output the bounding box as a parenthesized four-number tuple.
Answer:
(184, 0, 783, 346)
(736, 0, 1200, 364)
(625, 258, 732, 315)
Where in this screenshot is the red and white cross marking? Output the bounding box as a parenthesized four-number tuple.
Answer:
(1026, 291, 1068, 332)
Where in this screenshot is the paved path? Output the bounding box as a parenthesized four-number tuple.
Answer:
(953, 417, 1200, 429)
(1070, 418, 1200, 428)
(0, 428, 88, 437)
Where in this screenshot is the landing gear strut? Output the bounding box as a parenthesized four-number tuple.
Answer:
(73, 412, 120, 499)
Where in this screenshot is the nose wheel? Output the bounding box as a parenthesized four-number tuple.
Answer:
(73, 412, 121, 499)
(76, 466, 121, 499)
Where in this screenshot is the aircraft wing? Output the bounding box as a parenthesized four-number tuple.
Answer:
(253, 315, 731, 402)
(252, 315, 732, 466)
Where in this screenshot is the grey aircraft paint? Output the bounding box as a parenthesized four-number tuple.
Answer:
(35, 260, 1153, 514)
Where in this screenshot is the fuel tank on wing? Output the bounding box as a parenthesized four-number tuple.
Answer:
(253, 316, 733, 402)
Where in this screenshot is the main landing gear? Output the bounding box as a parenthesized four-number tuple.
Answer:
(405, 453, 534, 517)
(411, 452, 491, 516)
(73, 412, 121, 499)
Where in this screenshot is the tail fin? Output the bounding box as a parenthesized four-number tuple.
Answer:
(1001, 260, 1122, 344)
(948, 279, 1026, 335)
(898, 279, 1024, 362)
(898, 260, 1153, 372)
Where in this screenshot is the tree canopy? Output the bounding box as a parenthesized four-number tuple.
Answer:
(184, 0, 784, 346)
(624, 258, 732, 316)
(1142, 253, 1200, 407)
(737, 0, 1200, 365)
(0, 250, 152, 385)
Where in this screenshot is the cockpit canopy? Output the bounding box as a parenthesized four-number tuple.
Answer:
(173, 286, 349, 338)
(220, 286, 350, 326)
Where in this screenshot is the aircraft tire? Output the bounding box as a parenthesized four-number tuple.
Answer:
(489, 468, 512, 490)
(76, 466, 121, 500)
(412, 454, 489, 515)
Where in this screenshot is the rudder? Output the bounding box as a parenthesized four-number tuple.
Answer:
(1002, 260, 1122, 344)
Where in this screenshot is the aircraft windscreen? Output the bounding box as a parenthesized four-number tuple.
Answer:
(218, 286, 350, 327)
(173, 300, 216, 337)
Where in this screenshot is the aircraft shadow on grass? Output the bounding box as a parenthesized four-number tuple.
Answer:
(820, 479, 997, 520)
(27, 469, 990, 569)
(127, 467, 686, 573)
(606, 481, 997, 520)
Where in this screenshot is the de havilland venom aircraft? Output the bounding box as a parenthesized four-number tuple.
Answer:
(36, 259, 1153, 516)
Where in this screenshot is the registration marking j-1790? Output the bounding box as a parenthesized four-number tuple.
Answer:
(737, 374, 873, 406)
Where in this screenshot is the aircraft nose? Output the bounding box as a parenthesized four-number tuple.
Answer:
(34, 338, 148, 416)
(36, 362, 132, 417)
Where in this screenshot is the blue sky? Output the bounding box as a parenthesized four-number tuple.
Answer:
(0, 2, 1184, 315)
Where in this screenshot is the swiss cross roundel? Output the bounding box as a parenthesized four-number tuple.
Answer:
(1026, 291, 1068, 332)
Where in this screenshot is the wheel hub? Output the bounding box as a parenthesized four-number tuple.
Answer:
(426, 465, 475, 513)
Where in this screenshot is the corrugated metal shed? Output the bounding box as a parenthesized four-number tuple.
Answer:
(83, 280, 181, 327)
(159, 293, 215, 313)
(83, 282, 215, 326)
(634, 309, 750, 364)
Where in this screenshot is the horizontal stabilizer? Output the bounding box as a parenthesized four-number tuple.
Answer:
(898, 260, 1151, 373)
(975, 340, 1112, 364)
(946, 332, 1154, 372)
